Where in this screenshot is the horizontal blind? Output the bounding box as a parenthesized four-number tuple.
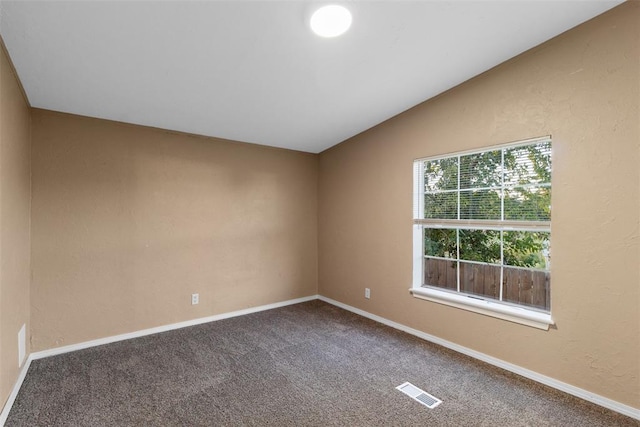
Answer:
(503, 140, 551, 222)
(414, 136, 551, 225)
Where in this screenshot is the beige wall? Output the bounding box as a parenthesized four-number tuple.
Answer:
(1, 0, 638, 415)
(0, 43, 31, 408)
(30, 109, 318, 351)
(318, 2, 639, 408)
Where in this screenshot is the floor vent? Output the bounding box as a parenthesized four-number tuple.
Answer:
(396, 382, 442, 409)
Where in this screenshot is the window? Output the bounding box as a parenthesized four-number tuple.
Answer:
(411, 137, 553, 330)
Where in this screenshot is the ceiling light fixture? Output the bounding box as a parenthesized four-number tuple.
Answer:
(310, 5, 352, 38)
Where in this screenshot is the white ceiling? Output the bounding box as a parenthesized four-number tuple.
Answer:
(0, 1, 623, 153)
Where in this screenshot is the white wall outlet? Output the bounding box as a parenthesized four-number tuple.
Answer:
(191, 293, 199, 305)
(365, 288, 371, 299)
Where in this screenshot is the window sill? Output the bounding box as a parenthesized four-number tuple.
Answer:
(410, 287, 554, 330)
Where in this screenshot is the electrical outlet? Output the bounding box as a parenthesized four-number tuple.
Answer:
(191, 293, 199, 305)
(365, 288, 371, 299)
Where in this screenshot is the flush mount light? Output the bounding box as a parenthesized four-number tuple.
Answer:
(310, 5, 352, 38)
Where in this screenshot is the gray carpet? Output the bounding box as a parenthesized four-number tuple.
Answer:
(6, 300, 637, 426)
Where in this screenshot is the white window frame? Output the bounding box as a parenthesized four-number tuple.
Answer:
(411, 136, 554, 330)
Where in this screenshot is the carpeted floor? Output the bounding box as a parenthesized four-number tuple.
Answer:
(6, 300, 637, 426)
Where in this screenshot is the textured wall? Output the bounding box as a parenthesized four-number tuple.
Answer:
(0, 43, 31, 408)
(318, 3, 639, 407)
(30, 110, 318, 351)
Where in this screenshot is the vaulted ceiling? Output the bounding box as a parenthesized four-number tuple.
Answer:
(0, 1, 623, 153)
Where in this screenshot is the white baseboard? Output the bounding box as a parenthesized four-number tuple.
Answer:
(31, 295, 319, 360)
(0, 355, 33, 426)
(318, 295, 640, 421)
(3, 293, 637, 424)
(0, 294, 318, 426)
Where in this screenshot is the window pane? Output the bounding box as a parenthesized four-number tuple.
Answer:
(424, 228, 457, 258)
(503, 266, 550, 311)
(459, 229, 501, 264)
(459, 150, 502, 189)
(424, 157, 458, 192)
(424, 258, 457, 290)
(459, 261, 500, 300)
(503, 231, 550, 269)
(415, 138, 552, 314)
(504, 186, 551, 221)
(425, 192, 457, 219)
(504, 141, 551, 186)
(459, 189, 501, 220)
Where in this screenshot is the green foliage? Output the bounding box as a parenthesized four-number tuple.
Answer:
(503, 231, 548, 268)
(424, 157, 458, 191)
(424, 229, 456, 258)
(460, 150, 502, 189)
(460, 190, 501, 220)
(425, 228, 549, 269)
(422, 140, 551, 269)
(460, 229, 500, 263)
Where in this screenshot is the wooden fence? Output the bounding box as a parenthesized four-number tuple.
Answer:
(424, 258, 550, 311)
